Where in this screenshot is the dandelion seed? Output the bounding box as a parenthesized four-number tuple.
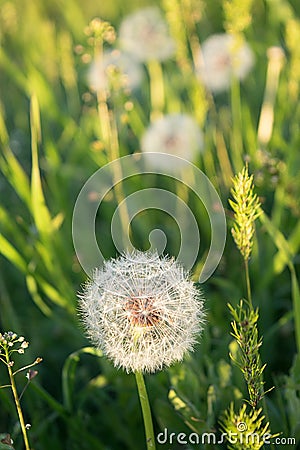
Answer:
(197, 33, 254, 93)
(87, 50, 143, 94)
(78, 250, 204, 373)
(119, 7, 175, 62)
(141, 113, 204, 170)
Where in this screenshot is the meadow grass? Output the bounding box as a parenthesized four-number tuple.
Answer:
(0, 0, 299, 448)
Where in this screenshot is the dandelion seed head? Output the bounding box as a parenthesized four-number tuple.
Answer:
(141, 113, 203, 170)
(119, 7, 175, 62)
(78, 251, 204, 373)
(198, 33, 254, 93)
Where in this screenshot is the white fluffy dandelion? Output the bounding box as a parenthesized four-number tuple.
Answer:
(197, 33, 254, 93)
(79, 251, 204, 373)
(141, 113, 204, 170)
(119, 7, 175, 62)
(87, 49, 143, 94)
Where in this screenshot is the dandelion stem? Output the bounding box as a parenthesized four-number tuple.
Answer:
(134, 371, 156, 450)
(5, 348, 31, 450)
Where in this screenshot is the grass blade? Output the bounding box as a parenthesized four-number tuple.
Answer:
(259, 210, 300, 352)
(62, 347, 103, 412)
(0, 234, 27, 272)
(30, 93, 53, 236)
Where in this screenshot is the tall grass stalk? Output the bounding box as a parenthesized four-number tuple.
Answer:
(90, 19, 131, 242)
(230, 77, 244, 171)
(134, 372, 156, 450)
(244, 258, 252, 306)
(228, 165, 275, 445)
(147, 60, 165, 120)
(257, 46, 285, 149)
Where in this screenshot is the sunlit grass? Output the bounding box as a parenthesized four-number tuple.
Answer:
(0, 0, 299, 448)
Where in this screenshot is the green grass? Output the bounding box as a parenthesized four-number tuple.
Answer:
(0, 0, 299, 449)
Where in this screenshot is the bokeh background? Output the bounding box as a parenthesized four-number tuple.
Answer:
(0, 0, 300, 448)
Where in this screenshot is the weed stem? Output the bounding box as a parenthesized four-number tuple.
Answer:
(5, 348, 31, 450)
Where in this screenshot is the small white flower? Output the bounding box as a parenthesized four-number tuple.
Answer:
(87, 49, 143, 94)
(119, 7, 175, 62)
(197, 33, 254, 93)
(141, 113, 204, 170)
(78, 251, 204, 373)
(21, 341, 29, 349)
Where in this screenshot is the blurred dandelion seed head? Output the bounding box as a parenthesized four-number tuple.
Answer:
(198, 33, 254, 93)
(87, 50, 143, 94)
(141, 113, 204, 170)
(119, 7, 175, 62)
(78, 250, 205, 373)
